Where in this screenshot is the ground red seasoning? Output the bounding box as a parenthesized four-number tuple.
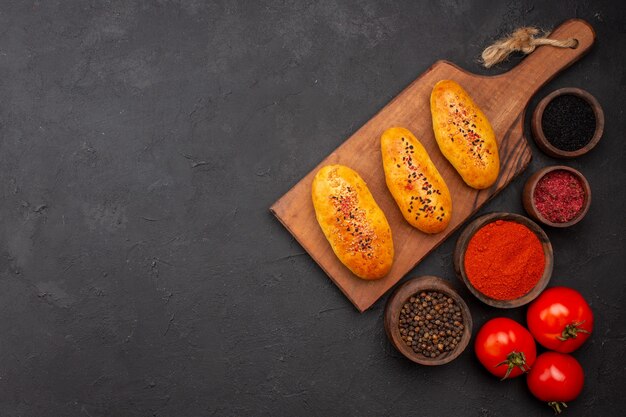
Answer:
(464, 220, 545, 300)
(533, 170, 585, 223)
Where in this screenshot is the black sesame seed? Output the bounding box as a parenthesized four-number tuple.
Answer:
(541, 94, 596, 151)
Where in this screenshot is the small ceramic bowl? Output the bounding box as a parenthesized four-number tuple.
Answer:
(384, 275, 472, 366)
(523, 165, 591, 228)
(453, 212, 553, 308)
(531, 87, 604, 158)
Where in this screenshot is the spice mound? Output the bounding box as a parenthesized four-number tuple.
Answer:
(541, 94, 596, 152)
(533, 170, 585, 223)
(398, 291, 465, 358)
(464, 220, 545, 300)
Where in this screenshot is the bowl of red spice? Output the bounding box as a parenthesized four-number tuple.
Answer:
(522, 166, 591, 228)
(531, 87, 604, 158)
(384, 275, 472, 366)
(454, 213, 553, 308)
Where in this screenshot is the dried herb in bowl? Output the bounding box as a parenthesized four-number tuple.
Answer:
(533, 170, 586, 223)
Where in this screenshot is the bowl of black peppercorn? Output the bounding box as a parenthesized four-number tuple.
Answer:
(531, 87, 604, 158)
(384, 275, 472, 366)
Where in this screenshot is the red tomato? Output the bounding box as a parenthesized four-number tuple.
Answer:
(474, 317, 537, 380)
(527, 287, 593, 353)
(527, 352, 584, 414)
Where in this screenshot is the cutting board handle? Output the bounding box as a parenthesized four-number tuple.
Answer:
(496, 19, 595, 99)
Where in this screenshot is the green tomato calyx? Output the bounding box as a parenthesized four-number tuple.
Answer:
(495, 350, 528, 381)
(557, 320, 590, 341)
(548, 401, 568, 414)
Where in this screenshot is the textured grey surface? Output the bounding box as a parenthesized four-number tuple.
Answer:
(0, 1, 624, 416)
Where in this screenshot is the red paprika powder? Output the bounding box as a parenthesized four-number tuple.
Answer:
(464, 220, 545, 300)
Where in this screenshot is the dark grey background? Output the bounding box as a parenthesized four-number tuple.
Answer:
(0, 1, 624, 416)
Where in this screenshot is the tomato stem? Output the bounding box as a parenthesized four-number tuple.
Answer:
(548, 401, 568, 414)
(557, 321, 590, 341)
(495, 351, 528, 380)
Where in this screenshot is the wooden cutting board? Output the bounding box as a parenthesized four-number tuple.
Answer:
(270, 19, 595, 312)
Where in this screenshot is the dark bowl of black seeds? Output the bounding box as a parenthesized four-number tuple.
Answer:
(532, 87, 604, 158)
(384, 275, 472, 366)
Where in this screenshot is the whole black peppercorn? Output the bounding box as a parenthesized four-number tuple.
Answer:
(398, 291, 465, 359)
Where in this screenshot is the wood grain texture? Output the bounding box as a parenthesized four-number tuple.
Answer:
(270, 19, 595, 312)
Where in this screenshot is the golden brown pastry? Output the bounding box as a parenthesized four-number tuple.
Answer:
(381, 127, 452, 233)
(311, 165, 393, 280)
(430, 79, 499, 189)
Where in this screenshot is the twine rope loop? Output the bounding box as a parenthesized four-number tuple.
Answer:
(481, 27, 578, 68)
